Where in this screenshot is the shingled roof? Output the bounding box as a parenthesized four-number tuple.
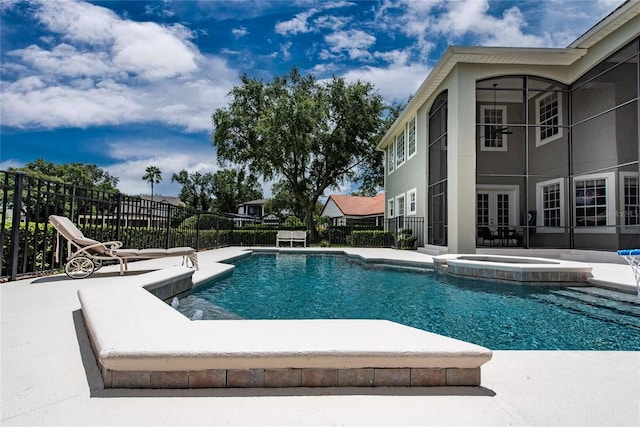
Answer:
(326, 193, 385, 216)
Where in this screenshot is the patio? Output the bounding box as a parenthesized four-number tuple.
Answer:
(1, 247, 638, 426)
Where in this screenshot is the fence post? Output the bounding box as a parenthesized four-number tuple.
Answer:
(165, 205, 172, 248)
(195, 212, 201, 251)
(115, 192, 122, 242)
(9, 173, 24, 281)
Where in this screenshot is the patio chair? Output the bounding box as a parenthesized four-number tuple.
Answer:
(478, 227, 497, 246)
(49, 215, 198, 279)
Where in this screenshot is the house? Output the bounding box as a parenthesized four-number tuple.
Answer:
(78, 194, 185, 228)
(237, 199, 267, 218)
(320, 193, 385, 226)
(378, 1, 640, 253)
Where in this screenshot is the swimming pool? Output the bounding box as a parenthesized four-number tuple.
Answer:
(176, 253, 640, 350)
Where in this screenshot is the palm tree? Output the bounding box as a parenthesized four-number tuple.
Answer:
(142, 166, 162, 203)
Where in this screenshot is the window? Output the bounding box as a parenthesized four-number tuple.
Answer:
(387, 141, 395, 173)
(407, 188, 417, 215)
(536, 92, 563, 146)
(477, 194, 489, 226)
(480, 105, 508, 151)
(536, 178, 564, 231)
(388, 199, 394, 218)
(408, 117, 416, 158)
(621, 172, 639, 233)
(573, 172, 615, 233)
(396, 130, 405, 167)
(396, 194, 406, 217)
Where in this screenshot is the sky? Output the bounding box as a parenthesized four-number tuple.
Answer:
(0, 0, 627, 197)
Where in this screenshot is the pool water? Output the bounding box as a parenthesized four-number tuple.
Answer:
(177, 253, 640, 350)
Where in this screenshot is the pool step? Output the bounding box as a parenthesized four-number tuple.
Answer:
(535, 290, 640, 329)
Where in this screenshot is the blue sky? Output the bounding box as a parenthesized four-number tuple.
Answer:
(0, 0, 626, 196)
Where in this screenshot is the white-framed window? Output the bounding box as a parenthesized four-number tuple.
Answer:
(388, 199, 395, 218)
(620, 172, 639, 233)
(387, 141, 395, 174)
(408, 117, 416, 159)
(407, 188, 417, 215)
(536, 92, 563, 146)
(536, 178, 565, 232)
(573, 172, 616, 233)
(396, 130, 405, 167)
(480, 105, 508, 151)
(396, 194, 406, 217)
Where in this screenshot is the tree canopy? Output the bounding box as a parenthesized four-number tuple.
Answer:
(12, 159, 119, 191)
(211, 169, 262, 214)
(142, 166, 162, 199)
(171, 169, 262, 213)
(171, 170, 215, 212)
(212, 67, 385, 229)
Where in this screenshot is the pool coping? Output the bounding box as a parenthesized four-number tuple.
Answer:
(78, 250, 493, 389)
(432, 253, 593, 285)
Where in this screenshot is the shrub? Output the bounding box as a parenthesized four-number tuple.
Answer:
(180, 214, 233, 230)
(348, 230, 393, 247)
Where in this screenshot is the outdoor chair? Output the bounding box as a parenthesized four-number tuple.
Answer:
(478, 227, 497, 246)
(49, 215, 198, 279)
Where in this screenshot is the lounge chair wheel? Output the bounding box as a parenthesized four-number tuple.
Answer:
(65, 257, 95, 279)
(93, 259, 103, 271)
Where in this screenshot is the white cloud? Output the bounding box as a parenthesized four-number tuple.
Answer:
(232, 26, 249, 38)
(1, 0, 238, 132)
(104, 139, 220, 196)
(324, 30, 376, 61)
(341, 63, 430, 103)
(275, 10, 316, 35)
(9, 44, 112, 78)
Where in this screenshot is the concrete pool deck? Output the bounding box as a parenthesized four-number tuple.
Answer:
(1, 247, 639, 426)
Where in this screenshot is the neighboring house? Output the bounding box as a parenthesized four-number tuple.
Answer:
(234, 199, 268, 227)
(78, 194, 185, 228)
(321, 193, 385, 226)
(378, 1, 640, 253)
(237, 199, 267, 218)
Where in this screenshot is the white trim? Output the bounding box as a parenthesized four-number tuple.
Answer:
(387, 199, 395, 218)
(620, 171, 639, 234)
(573, 172, 616, 234)
(407, 116, 417, 160)
(475, 184, 520, 227)
(407, 188, 417, 215)
(535, 91, 563, 147)
(480, 105, 508, 151)
(387, 141, 395, 174)
(535, 177, 565, 233)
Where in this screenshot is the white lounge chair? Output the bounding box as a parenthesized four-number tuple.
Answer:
(49, 215, 198, 279)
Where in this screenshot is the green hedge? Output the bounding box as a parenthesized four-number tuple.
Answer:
(347, 230, 393, 247)
(180, 214, 233, 230)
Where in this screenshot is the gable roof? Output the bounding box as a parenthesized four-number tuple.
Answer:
(327, 193, 385, 216)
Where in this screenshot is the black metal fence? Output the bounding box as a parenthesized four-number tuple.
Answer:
(1, 170, 425, 281)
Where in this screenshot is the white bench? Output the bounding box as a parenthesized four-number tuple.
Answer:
(276, 230, 307, 247)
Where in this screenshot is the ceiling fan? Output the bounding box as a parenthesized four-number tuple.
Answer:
(489, 83, 512, 140)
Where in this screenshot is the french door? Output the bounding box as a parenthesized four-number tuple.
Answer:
(476, 186, 519, 228)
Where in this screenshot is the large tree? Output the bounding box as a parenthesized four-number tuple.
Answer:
(13, 158, 119, 191)
(171, 168, 262, 213)
(142, 166, 162, 202)
(211, 169, 262, 214)
(212, 67, 385, 229)
(171, 170, 215, 212)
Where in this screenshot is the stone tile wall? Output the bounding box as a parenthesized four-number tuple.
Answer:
(102, 367, 481, 388)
